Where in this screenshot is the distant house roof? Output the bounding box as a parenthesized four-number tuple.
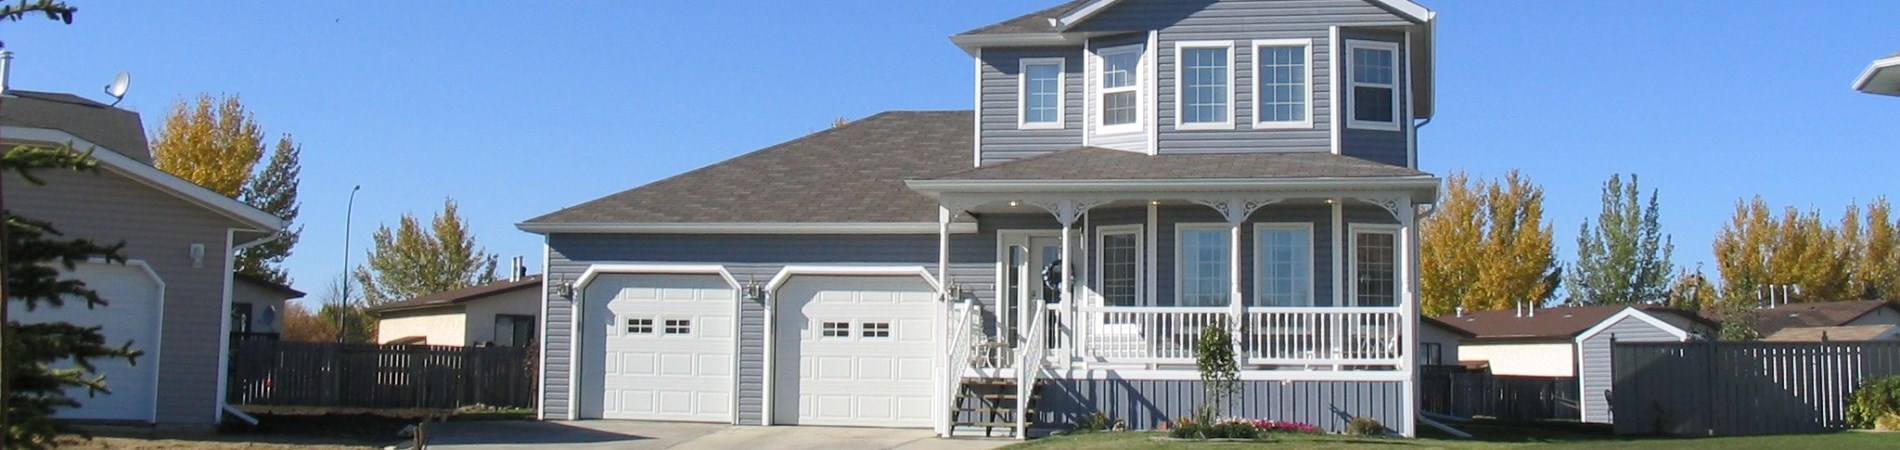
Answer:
(1854, 51, 1900, 96)
(1421, 316, 1475, 338)
(1762, 324, 1900, 342)
(234, 273, 306, 300)
(518, 111, 972, 232)
(1436, 304, 1708, 341)
(370, 276, 543, 315)
(0, 90, 152, 163)
(1737, 300, 1900, 337)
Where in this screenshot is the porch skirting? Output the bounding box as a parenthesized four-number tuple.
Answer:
(1033, 378, 1408, 434)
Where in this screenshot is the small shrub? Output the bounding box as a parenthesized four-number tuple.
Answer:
(1170, 418, 1205, 439)
(1072, 412, 1116, 433)
(1879, 413, 1900, 432)
(1207, 419, 1259, 439)
(1251, 419, 1321, 434)
(1345, 416, 1385, 437)
(1848, 375, 1900, 429)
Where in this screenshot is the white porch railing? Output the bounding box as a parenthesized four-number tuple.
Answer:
(1015, 300, 1049, 440)
(941, 302, 977, 437)
(1071, 306, 1406, 367)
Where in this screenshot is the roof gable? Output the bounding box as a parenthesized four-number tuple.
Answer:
(1436, 304, 1704, 341)
(1, 122, 285, 232)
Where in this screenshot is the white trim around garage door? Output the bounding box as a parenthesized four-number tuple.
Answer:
(570, 264, 742, 423)
(760, 265, 941, 427)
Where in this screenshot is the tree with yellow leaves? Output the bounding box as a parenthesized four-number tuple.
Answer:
(1716, 196, 1899, 304)
(1420, 171, 1558, 317)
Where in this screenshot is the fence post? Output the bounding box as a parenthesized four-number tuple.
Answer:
(1705, 338, 1717, 436)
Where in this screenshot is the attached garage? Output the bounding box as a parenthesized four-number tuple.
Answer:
(577, 272, 736, 422)
(771, 273, 937, 428)
(10, 261, 162, 422)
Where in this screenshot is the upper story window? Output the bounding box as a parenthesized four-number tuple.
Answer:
(1177, 224, 1231, 307)
(1097, 44, 1143, 133)
(1253, 39, 1313, 129)
(1255, 224, 1313, 307)
(1175, 41, 1234, 130)
(1346, 39, 1401, 131)
(1352, 226, 1399, 307)
(1019, 58, 1065, 129)
(1098, 225, 1144, 307)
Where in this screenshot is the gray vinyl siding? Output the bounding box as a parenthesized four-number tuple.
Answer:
(979, 47, 1086, 166)
(1070, 0, 1412, 156)
(1151, 205, 1336, 307)
(1037, 379, 1406, 434)
(1338, 29, 1410, 167)
(1579, 314, 1686, 424)
(1085, 34, 1152, 154)
(541, 233, 997, 423)
(3, 168, 252, 425)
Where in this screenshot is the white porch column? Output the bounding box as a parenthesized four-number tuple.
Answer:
(1397, 201, 1419, 437)
(1191, 197, 1280, 358)
(934, 203, 951, 436)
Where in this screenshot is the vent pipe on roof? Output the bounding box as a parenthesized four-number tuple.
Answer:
(1515, 301, 1522, 318)
(1529, 301, 1536, 317)
(0, 50, 13, 96)
(509, 256, 523, 282)
(1455, 305, 1464, 318)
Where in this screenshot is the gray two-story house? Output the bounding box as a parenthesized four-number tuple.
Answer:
(521, 0, 1439, 437)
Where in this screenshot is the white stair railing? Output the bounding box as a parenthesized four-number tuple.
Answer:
(941, 302, 978, 437)
(1015, 299, 1049, 440)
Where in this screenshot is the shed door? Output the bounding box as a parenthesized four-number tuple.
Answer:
(10, 262, 160, 422)
(773, 275, 935, 427)
(580, 274, 734, 422)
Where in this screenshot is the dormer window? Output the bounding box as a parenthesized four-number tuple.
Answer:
(1175, 41, 1234, 130)
(1253, 39, 1313, 129)
(1019, 58, 1065, 129)
(1097, 44, 1143, 133)
(1346, 39, 1401, 131)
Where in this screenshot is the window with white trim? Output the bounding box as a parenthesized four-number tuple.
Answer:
(1346, 40, 1400, 131)
(821, 321, 851, 338)
(1098, 226, 1143, 307)
(1019, 58, 1065, 129)
(1255, 224, 1313, 307)
(626, 318, 654, 335)
(663, 318, 692, 335)
(1253, 39, 1311, 128)
(1352, 227, 1398, 307)
(1176, 41, 1233, 129)
(1177, 225, 1231, 307)
(861, 322, 892, 338)
(1097, 44, 1143, 132)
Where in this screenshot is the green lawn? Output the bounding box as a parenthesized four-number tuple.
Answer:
(1004, 424, 1900, 449)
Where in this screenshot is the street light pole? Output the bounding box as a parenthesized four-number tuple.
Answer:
(338, 185, 360, 343)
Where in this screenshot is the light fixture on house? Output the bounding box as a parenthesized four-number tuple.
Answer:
(743, 276, 764, 300)
(1149, 200, 1160, 205)
(945, 281, 964, 301)
(189, 243, 205, 268)
(1008, 200, 1021, 208)
(557, 276, 575, 299)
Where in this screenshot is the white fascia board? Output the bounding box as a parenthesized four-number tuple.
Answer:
(1573, 308, 1692, 345)
(1854, 55, 1900, 96)
(763, 265, 942, 293)
(1371, 0, 1433, 24)
(515, 222, 978, 235)
(0, 126, 286, 232)
(950, 33, 1078, 55)
(907, 177, 1441, 198)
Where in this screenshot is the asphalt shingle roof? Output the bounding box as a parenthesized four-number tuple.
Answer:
(957, 0, 1091, 36)
(1737, 300, 1900, 337)
(0, 90, 151, 163)
(371, 276, 543, 315)
(523, 111, 973, 225)
(1435, 304, 1707, 340)
(928, 146, 1429, 181)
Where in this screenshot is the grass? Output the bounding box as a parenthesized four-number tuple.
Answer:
(1005, 422, 1900, 449)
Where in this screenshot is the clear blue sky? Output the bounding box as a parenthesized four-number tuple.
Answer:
(1, 1, 1894, 304)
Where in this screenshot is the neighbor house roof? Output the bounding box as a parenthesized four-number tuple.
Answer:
(1437, 305, 1707, 341)
(1739, 300, 1900, 337)
(519, 111, 972, 232)
(1854, 51, 1900, 96)
(234, 273, 306, 300)
(1762, 324, 1900, 342)
(0, 90, 151, 163)
(371, 275, 543, 315)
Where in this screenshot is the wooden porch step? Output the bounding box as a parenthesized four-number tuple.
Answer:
(974, 393, 1039, 401)
(952, 406, 1017, 414)
(954, 421, 1020, 428)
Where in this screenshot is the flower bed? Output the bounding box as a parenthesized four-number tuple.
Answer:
(1168, 417, 1323, 440)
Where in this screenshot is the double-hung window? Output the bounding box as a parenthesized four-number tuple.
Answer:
(1254, 224, 1313, 307)
(1352, 226, 1399, 307)
(1175, 41, 1233, 129)
(1097, 44, 1143, 132)
(1019, 58, 1065, 129)
(1097, 225, 1143, 307)
(1253, 39, 1312, 129)
(1177, 225, 1231, 307)
(1346, 40, 1401, 131)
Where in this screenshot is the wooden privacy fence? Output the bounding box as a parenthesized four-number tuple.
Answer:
(1612, 341, 1900, 436)
(227, 340, 537, 410)
(1419, 364, 1579, 421)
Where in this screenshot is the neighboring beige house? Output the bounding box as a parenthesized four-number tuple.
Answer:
(1419, 316, 1470, 367)
(231, 273, 303, 336)
(371, 274, 541, 347)
(1763, 324, 1900, 342)
(1854, 51, 1900, 96)
(1735, 299, 1900, 338)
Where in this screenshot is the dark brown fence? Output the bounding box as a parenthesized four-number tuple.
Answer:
(1612, 341, 1900, 436)
(1420, 365, 1579, 421)
(227, 340, 536, 410)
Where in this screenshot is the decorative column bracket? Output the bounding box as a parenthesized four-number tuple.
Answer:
(1189, 196, 1285, 225)
(1351, 194, 1411, 222)
(1027, 198, 1104, 226)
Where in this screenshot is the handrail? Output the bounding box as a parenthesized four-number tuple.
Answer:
(942, 302, 977, 437)
(1015, 299, 1049, 440)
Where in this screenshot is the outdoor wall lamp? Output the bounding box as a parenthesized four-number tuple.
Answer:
(944, 280, 964, 302)
(556, 276, 575, 299)
(743, 277, 764, 300)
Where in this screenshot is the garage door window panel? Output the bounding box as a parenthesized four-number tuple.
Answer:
(821, 321, 851, 338)
(626, 318, 654, 335)
(861, 322, 892, 338)
(664, 319, 692, 335)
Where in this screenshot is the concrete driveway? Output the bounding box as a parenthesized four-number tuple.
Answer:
(419, 420, 1014, 450)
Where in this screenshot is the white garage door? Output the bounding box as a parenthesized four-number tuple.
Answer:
(773, 275, 935, 427)
(580, 274, 734, 422)
(9, 262, 160, 422)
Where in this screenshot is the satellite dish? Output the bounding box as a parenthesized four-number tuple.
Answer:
(103, 71, 130, 106)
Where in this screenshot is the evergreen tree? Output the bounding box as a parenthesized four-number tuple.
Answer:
(1568, 174, 1674, 304)
(234, 136, 300, 284)
(354, 198, 499, 307)
(1420, 171, 1558, 316)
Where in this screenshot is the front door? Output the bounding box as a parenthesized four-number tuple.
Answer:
(999, 232, 1075, 353)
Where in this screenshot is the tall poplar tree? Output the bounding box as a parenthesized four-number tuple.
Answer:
(1568, 174, 1674, 305)
(1715, 196, 1895, 304)
(353, 199, 499, 307)
(1420, 171, 1558, 316)
(150, 96, 302, 283)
